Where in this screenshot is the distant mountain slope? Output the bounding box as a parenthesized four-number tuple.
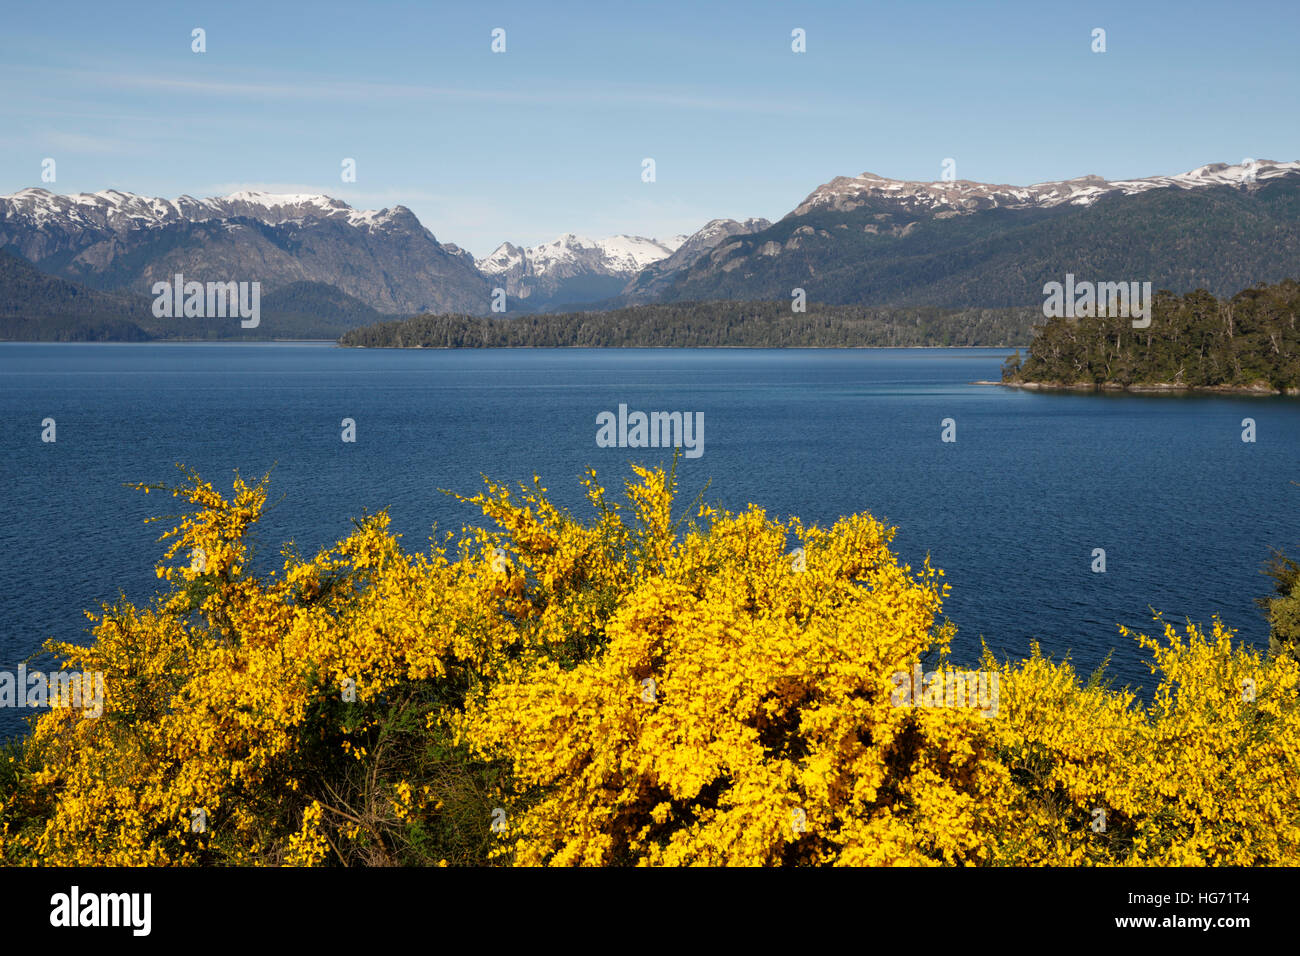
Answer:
(648, 160, 1300, 307)
(0, 246, 151, 340)
(476, 233, 685, 309)
(621, 217, 771, 301)
(0, 247, 388, 340)
(246, 282, 386, 339)
(0, 187, 490, 315)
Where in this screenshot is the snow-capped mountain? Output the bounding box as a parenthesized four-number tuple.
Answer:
(476, 232, 687, 308)
(792, 159, 1300, 217)
(650, 159, 1300, 308)
(0, 187, 488, 315)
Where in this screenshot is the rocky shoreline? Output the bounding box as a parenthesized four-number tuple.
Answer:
(973, 379, 1298, 395)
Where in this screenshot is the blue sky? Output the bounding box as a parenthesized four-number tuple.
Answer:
(2, 0, 1297, 257)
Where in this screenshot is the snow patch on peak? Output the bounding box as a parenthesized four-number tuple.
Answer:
(476, 233, 680, 277)
(478, 241, 527, 275)
(0, 186, 399, 233)
(594, 235, 678, 270)
(794, 159, 1300, 217)
(224, 189, 337, 205)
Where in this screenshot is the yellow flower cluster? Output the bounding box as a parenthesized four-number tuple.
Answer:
(0, 463, 1294, 866)
(461, 489, 1008, 865)
(984, 620, 1300, 865)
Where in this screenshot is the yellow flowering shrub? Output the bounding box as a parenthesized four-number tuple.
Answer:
(986, 619, 1300, 865)
(0, 462, 1295, 866)
(462, 469, 1012, 865)
(1, 467, 515, 865)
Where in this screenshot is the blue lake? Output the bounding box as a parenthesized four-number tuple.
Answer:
(2, 343, 1298, 738)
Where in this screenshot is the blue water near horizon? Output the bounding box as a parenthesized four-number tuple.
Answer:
(2, 342, 1298, 739)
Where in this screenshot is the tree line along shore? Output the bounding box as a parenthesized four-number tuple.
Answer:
(337, 280, 1300, 396)
(337, 301, 1040, 349)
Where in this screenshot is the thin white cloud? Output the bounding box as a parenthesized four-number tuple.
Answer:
(43, 130, 131, 154)
(2, 64, 825, 116)
(0, 128, 137, 154)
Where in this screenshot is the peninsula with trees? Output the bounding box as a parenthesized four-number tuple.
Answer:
(999, 280, 1300, 393)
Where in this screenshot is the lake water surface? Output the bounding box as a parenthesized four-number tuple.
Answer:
(2, 343, 1298, 738)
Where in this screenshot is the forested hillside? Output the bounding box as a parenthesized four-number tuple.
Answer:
(0, 248, 387, 340)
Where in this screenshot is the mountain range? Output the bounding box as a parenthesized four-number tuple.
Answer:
(0, 188, 487, 316)
(2, 159, 1299, 339)
(654, 160, 1300, 307)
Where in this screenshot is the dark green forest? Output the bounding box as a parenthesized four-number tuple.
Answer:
(1002, 280, 1300, 390)
(338, 300, 1039, 348)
